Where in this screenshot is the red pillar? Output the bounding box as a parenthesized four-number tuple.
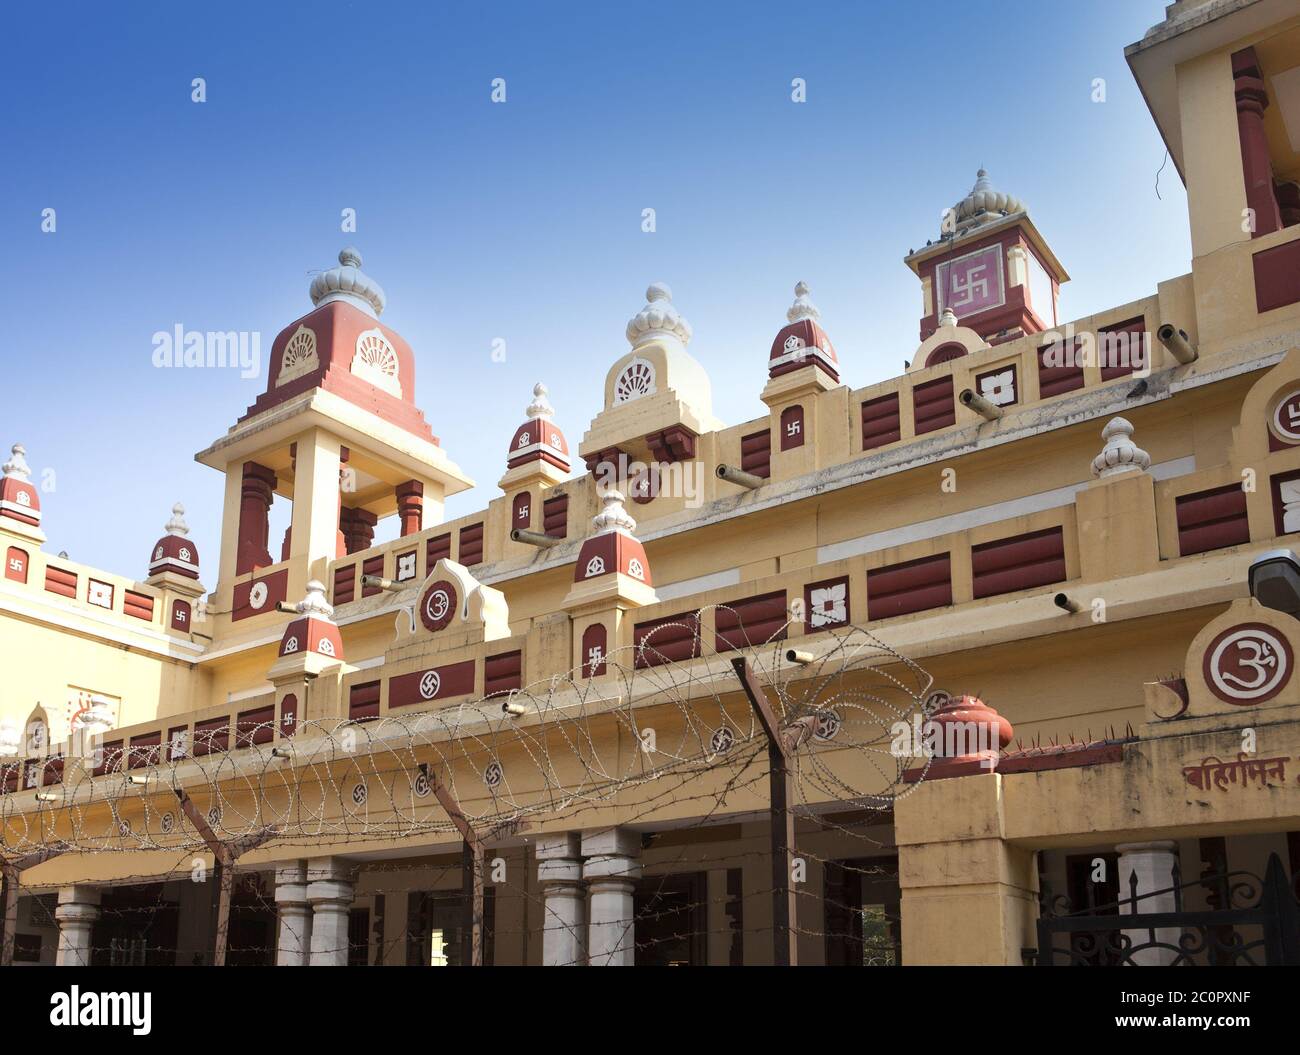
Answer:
(396, 480, 424, 537)
(339, 507, 378, 554)
(236, 462, 276, 574)
(1233, 47, 1281, 239)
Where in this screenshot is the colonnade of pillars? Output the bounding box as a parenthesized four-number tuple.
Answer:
(30, 837, 1186, 967)
(535, 828, 642, 967)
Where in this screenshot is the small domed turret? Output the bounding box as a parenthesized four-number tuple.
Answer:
(148, 503, 200, 579)
(507, 382, 571, 474)
(768, 282, 839, 382)
(0, 443, 41, 531)
(573, 490, 651, 586)
(278, 580, 343, 661)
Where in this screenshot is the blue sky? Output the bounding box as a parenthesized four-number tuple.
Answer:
(0, 0, 1187, 577)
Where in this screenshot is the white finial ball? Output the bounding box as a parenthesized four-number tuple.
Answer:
(646, 282, 672, 303)
(533, 382, 547, 398)
(339, 246, 362, 268)
(794, 280, 810, 297)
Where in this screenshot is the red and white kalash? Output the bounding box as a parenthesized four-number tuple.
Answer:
(767, 282, 840, 383)
(507, 382, 571, 475)
(147, 503, 200, 579)
(0, 443, 42, 537)
(278, 580, 344, 662)
(573, 490, 652, 588)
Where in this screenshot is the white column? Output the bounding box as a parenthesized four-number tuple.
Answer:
(582, 828, 641, 967)
(536, 833, 586, 966)
(274, 862, 312, 966)
(55, 885, 101, 966)
(306, 858, 354, 967)
(1117, 841, 1181, 966)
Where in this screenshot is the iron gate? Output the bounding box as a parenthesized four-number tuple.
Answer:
(1025, 852, 1300, 966)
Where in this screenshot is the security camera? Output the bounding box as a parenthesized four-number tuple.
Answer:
(1248, 549, 1300, 616)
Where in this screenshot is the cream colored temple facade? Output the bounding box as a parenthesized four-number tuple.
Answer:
(5, 0, 1300, 967)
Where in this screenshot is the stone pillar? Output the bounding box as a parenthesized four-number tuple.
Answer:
(395, 480, 424, 537)
(306, 858, 354, 966)
(1233, 47, 1282, 238)
(54, 885, 101, 967)
(582, 828, 641, 966)
(274, 862, 312, 966)
(236, 461, 277, 574)
(1117, 841, 1181, 966)
(896, 773, 1040, 965)
(536, 834, 586, 966)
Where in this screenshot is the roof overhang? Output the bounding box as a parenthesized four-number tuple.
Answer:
(1124, 0, 1298, 184)
(194, 387, 475, 496)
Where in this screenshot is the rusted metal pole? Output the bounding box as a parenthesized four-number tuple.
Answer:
(461, 840, 485, 967)
(731, 656, 799, 967)
(424, 764, 486, 967)
(175, 790, 275, 966)
(0, 864, 18, 968)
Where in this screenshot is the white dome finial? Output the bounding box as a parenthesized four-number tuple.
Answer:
(626, 283, 692, 348)
(592, 489, 637, 536)
(3, 444, 31, 481)
(937, 307, 959, 328)
(1091, 417, 1151, 479)
(948, 168, 1025, 234)
(787, 281, 821, 324)
(296, 579, 335, 620)
(165, 502, 190, 537)
(309, 247, 387, 317)
(526, 382, 555, 420)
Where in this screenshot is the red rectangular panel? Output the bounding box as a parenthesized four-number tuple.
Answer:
(192, 717, 230, 756)
(1098, 316, 1147, 381)
(861, 393, 902, 451)
(236, 705, 275, 748)
(543, 494, 569, 538)
(388, 661, 477, 708)
(484, 650, 523, 697)
(1176, 484, 1250, 556)
(426, 533, 451, 568)
(1037, 339, 1085, 398)
(5, 547, 28, 584)
(715, 591, 788, 652)
(912, 378, 955, 435)
(740, 429, 771, 479)
(349, 680, 382, 722)
(333, 564, 356, 605)
(459, 523, 484, 566)
(124, 590, 155, 621)
(1254, 238, 1300, 314)
(361, 555, 384, 598)
(232, 568, 289, 621)
(867, 553, 952, 620)
(971, 527, 1066, 599)
(634, 611, 702, 669)
(44, 566, 77, 598)
(128, 731, 161, 769)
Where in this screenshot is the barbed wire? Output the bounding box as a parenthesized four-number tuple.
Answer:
(3, 610, 933, 964)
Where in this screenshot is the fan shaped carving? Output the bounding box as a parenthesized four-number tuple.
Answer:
(352, 329, 403, 398)
(276, 325, 319, 387)
(613, 358, 656, 406)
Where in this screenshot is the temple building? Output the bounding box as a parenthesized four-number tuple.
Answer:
(4, 0, 1300, 966)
